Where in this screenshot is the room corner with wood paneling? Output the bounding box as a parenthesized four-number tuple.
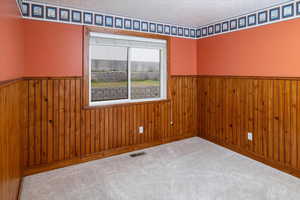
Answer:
(197, 76, 300, 177)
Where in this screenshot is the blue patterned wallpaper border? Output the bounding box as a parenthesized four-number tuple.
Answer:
(196, 0, 299, 39)
(18, 0, 300, 40)
(19, 0, 196, 39)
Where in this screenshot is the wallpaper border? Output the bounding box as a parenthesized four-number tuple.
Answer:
(17, 0, 300, 40)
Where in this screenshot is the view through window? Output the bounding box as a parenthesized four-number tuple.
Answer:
(89, 33, 167, 106)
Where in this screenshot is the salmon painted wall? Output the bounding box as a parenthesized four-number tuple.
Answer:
(198, 18, 300, 77)
(0, 0, 24, 81)
(170, 37, 198, 75)
(23, 19, 197, 76)
(24, 20, 83, 77)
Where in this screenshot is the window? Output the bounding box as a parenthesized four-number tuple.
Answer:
(88, 32, 167, 106)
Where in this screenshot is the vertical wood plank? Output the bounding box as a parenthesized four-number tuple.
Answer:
(75, 79, 81, 156)
(291, 81, 297, 168)
(70, 80, 76, 158)
(28, 80, 35, 166)
(53, 80, 60, 161)
(90, 110, 95, 153)
(85, 110, 91, 155)
(58, 80, 65, 161)
(64, 80, 70, 160)
(284, 81, 291, 166)
(278, 80, 285, 163)
(47, 80, 54, 163)
(35, 80, 42, 165)
(41, 80, 48, 164)
(273, 80, 280, 162)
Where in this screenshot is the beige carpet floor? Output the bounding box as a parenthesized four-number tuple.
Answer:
(21, 137, 300, 200)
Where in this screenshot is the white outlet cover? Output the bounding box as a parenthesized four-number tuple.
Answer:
(248, 132, 253, 141)
(139, 126, 144, 134)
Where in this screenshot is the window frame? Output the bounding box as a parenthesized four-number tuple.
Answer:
(83, 26, 170, 108)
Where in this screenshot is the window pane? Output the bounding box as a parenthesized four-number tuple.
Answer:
(130, 48, 160, 99)
(90, 45, 128, 102)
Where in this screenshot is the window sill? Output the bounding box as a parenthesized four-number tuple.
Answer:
(82, 98, 171, 110)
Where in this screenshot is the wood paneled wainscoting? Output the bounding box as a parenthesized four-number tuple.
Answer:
(198, 76, 300, 177)
(0, 80, 28, 200)
(5, 75, 300, 184)
(23, 76, 198, 175)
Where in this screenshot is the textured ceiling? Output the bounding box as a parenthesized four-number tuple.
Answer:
(31, 0, 292, 27)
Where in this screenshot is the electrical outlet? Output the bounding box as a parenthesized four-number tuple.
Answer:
(247, 132, 253, 141)
(139, 126, 144, 134)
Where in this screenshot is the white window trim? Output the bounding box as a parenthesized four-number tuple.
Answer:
(88, 32, 167, 107)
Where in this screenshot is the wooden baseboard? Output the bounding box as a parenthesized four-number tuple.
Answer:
(198, 135, 300, 179)
(23, 134, 196, 176)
